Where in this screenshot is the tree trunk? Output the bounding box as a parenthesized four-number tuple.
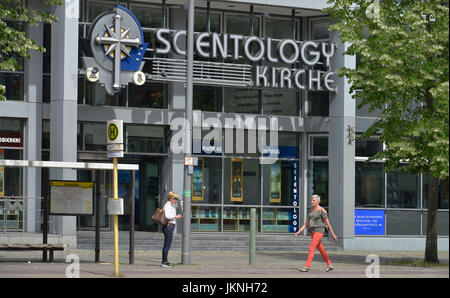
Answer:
(424, 176, 440, 264)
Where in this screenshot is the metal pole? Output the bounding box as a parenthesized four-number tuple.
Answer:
(129, 170, 135, 265)
(250, 5, 254, 36)
(113, 157, 119, 276)
(182, 0, 195, 266)
(42, 196, 49, 262)
(206, 0, 211, 33)
(292, 9, 296, 39)
(95, 171, 100, 263)
(162, 0, 167, 28)
(249, 208, 256, 265)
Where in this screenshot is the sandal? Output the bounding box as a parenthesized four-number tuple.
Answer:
(298, 267, 309, 272)
(325, 265, 334, 272)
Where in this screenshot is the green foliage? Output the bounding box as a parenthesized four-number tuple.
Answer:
(325, 0, 449, 180)
(0, 0, 62, 100)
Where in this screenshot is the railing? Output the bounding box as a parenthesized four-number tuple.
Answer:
(0, 196, 56, 233)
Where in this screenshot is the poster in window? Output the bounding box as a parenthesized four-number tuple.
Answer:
(0, 149, 4, 196)
(231, 158, 243, 202)
(192, 159, 204, 201)
(270, 161, 281, 203)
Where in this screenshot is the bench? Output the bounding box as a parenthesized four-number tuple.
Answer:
(0, 243, 67, 262)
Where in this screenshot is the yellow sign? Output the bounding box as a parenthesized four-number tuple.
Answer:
(108, 123, 119, 141)
(50, 181, 94, 189)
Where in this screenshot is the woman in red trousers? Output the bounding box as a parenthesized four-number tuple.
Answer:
(294, 194, 338, 272)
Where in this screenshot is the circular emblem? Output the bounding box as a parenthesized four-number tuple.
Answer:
(86, 67, 100, 82)
(133, 71, 146, 86)
(108, 123, 119, 141)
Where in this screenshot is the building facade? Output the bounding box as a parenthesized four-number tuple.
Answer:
(0, 0, 448, 251)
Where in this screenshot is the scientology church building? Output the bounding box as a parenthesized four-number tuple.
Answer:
(0, 0, 448, 251)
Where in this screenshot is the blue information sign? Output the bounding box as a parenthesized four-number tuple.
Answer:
(355, 209, 385, 235)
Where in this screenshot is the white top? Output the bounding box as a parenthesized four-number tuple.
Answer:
(163, 201, 177, 225)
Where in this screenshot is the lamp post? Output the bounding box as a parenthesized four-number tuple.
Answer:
(182, 0, 195, 266)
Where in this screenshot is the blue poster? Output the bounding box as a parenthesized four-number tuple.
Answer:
(288, 161, 299, 233)
(355, 209, 385, 235)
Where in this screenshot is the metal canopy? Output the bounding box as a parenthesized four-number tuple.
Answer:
(0, 160, 139, 171)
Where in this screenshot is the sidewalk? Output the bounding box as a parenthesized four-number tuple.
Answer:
(0, 249, 448, 278)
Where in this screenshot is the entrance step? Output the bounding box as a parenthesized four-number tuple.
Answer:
(76, 231, 342, 252)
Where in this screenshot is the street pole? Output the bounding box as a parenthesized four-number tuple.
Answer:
(182, 0, 195, 266)
(249, 208, 256, 265)
(113, 157, 119, 276)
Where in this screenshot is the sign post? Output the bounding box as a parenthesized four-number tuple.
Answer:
(107, 120, 124, 277)
(182, 0, 195, 266)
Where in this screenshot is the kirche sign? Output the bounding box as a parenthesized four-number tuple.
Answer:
(155, 29, 337, 91)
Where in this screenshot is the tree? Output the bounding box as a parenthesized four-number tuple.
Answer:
(325, 0, 449, 263)
(0, 0, 62, 101)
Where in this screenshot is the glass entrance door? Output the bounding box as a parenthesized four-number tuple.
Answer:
(139, 159, 161, 231)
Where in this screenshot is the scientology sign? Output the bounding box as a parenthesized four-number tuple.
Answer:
(155, 29, 337, 92)
(83, 5, 336, 94)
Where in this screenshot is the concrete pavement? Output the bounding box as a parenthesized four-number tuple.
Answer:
(0, 249, 448, 278)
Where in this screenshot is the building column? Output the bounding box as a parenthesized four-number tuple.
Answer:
(24, 0, 44, 232)
(49, 0, 79, 241)
(328, 29, 356, 248)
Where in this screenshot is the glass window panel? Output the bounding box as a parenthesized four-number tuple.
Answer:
(226, 15, 259, 36)
(423, 176, 449, 210)
(43, 23, 51, 74)
(308, 161, 329, 208)
(191, 157, 222, 204)
(355, 162, 385, 208)
(262, 208, 298, 233)
(0, 118, 23, 134)
(0, 73, 24, 101)
(310, 136, 328, 157)
(77, 123, 82, 151)
(131, 6, 163, 28)
(356, 137, 382, 157)
(386, 211, 420, 235)
(262, 90, 299, 116)
(265, 18, 295, 39)
(128, 83, 166, 109)
(224, 88, 259, 114)
(83, 122, 106, 151)
(223, 207, 260, 232)
(223, 158, 260, 205)
(195, 12, 221, 33)
(263, 161, 295, 206)
(356, 97, 383, 118)
(193, 86, 222, 112)
(126, 125, 165, 153)
(422, 211, 449, 236)
(84, 80, 126, 106)
(43, 74, 51, 103)
(87, 2, 127, 22)
(191, 206, 221, 232)
(311, 19, 330, 40)
(42, 120, 50, 150)
(308, 91, 329, 117)
(2, 149, 23, 196)
(387, 170, 420, 208)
